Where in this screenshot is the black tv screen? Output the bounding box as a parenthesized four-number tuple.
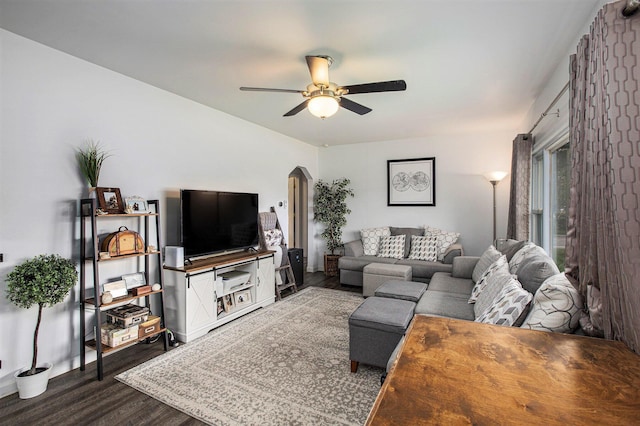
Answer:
(180, 189, 259, 259)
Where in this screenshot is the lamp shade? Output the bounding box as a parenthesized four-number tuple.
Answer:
(484, 171, 508, 183)
(308, 95, 339, 118)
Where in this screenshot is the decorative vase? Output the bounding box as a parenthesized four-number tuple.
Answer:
(87, 187, 97, 199)
(14, 362, 52, 399)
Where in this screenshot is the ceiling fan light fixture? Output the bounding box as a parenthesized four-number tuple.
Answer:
(308, 95, 339, 119)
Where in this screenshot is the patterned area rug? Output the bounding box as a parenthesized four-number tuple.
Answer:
(116, 287, 383, 425)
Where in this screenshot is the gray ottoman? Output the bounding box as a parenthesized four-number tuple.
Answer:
(375, 280, 428, 302)
(349, 296, 416, 372)
(363, 263, 412, 297)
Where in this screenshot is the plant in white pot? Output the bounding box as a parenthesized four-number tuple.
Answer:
(313, 178, 354, 276)
(6, 254, 77, 399)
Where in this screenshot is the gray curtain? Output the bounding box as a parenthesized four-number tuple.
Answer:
(565, 1, 640, 353)
(506, 133, 533, 240)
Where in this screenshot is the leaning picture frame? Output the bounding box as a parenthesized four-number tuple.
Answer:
(387, 157, 436, 206)
(234, 289, 252, 308)
(103, 279, 128, 299)
(96, 187, 125, 213)
(122, 272, 146, 289)
(124, 196, 149, 214)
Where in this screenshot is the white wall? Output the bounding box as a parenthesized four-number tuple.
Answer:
(0, 29, 318, 397)
(315, 132, 514, 264)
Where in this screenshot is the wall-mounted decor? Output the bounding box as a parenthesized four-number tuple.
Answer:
(96, 187, 124, 213)
(387, 157, 436, 206)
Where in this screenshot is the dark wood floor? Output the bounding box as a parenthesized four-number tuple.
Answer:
(0, 272, 357, 425)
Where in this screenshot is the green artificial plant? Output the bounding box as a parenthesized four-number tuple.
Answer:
(313, 178, 355, 254)
(6, 254, 77, 376)
(76, 140, 111, 187)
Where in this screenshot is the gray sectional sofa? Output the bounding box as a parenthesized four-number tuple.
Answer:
(339, 226, 464, 286)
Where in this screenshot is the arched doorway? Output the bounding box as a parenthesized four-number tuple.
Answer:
(288, 167, 311, 272)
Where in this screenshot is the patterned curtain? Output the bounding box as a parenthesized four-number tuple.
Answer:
(506, 134, 533, 240)
(565, 1, 640, 353)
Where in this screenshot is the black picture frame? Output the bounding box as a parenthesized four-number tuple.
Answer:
(96, 187, 124, 213)
(387, 157, 436, 206)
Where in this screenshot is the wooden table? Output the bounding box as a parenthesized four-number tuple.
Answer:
(366, 315, 640, 425)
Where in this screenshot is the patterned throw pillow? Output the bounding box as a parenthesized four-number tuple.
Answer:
(475, 279, 532, 326)
(264, 229, 283, 247)
(471, 245, 502, 283)
(360, 227, 391, 256)
(521, 273, 583, 333)
(423, 226, 460, 261)
(469, 255, 507, 304)
(508, 242, 539, 274)
(473, 256, 515, 318)
(377, 235, 406, 259)
(408, 235, 439, 261)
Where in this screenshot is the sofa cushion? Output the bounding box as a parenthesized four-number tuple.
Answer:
(508, 242, 540, 273)
(375, 280, 427, 302)
(473, 256, 514, 318)
(497, 239, 526, 261)
(424, 226, 460, 261)
(415, 290, 475, 321)
(361, 227, 391, 256)
(469, 255, 507, 304)
(475, 279, 532, 326)
(428, 272, 474, 295)
(472, 245, 502, 283)
(396, 258, 452, 280)
(377, 235, 406, 259)
(339, 255, 397, 272)
(521, 273, 583, 333)
(390, 226, 424, 258)
(515, 252, 560, 295)
(442, 243, 464, 264)
(408, 235, 439, 261)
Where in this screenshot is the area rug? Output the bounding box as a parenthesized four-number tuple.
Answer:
(116, 287, 383, 425)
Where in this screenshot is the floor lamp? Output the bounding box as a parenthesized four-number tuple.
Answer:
(485, 171, 508, 244)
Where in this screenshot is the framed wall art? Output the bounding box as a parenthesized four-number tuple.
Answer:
(387, 157, 436, 206)
(96, 187, 124, 213)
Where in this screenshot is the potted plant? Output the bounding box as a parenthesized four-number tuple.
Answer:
(6, 254, 78, 399)
(313, 178, 354, 276)
(76, 140, 111, 194)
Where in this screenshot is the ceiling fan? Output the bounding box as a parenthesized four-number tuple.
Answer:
(240, 55, 407, 119)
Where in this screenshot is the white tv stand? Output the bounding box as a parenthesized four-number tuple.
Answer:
(163, 250, 275, 343)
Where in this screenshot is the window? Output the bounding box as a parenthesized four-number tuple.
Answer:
(530, 133, 570, 270)
(550, 142, 570, 270)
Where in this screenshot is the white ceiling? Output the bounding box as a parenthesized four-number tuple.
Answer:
(0, 0, 601, 146)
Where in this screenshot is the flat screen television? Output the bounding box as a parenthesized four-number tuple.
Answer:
(180, 189, 259, 260)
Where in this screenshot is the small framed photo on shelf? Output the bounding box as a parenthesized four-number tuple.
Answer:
(103, 280, 128, 299)
(96, 187, 125, 214)
(223, 294, 235, 312)
(122, 272, 146, 289)
(124, 196, 148, 214)
(234, 290, 252, 308)
(216, 298, 225, 315)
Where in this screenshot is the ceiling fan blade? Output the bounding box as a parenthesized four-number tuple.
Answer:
(240, 87, 304, 94)
(339, 97, 372, 115)
(305, 55, 331, 88)
(283, 100, 309, 117)
(341, 80, 407, 94)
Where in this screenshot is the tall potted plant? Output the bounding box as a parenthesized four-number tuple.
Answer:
(76, 140, 111, 194)
(6, 254, 77, 398)
(314, 178, 354, 276)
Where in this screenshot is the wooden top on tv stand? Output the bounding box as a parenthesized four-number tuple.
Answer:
(163, 249, 274, 273)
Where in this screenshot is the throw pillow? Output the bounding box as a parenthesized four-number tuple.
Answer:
(471, 245, 502, 283)
(497, 239, 526, 261)
(508, 242, 539, 274)
(390, 226, 424, 258)
(377, 235, 406, 259)
(475, 279, 533, 326)
(516, 252, 560, 295)
(360, 227, 391, 256)
(473, 256, 514, 318)
(521, 273, 583, 333)
(408, 235, 439, 261)
(469, 255, 507, 304)
(263, 229, 283, 247)
(424, 226, 460, 261)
